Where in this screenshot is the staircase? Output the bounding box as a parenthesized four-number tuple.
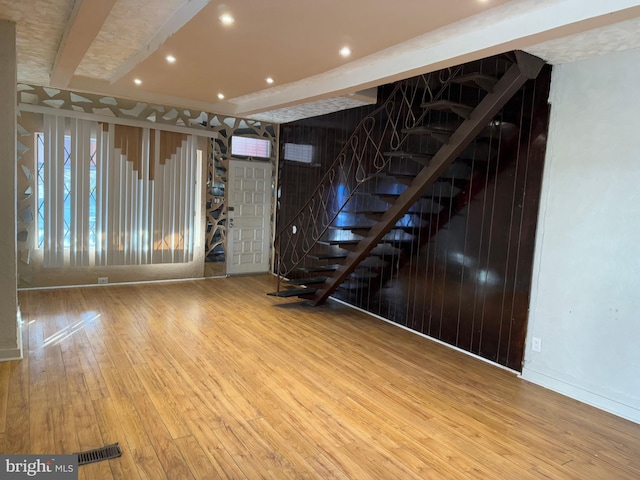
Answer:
(269, 51, 545, 306)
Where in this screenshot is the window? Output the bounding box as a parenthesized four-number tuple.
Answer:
(36, 133, 97, 249)
(231, 135, 271, 158)
(284, 143, 315, 164)
(36, 114, 202, 267)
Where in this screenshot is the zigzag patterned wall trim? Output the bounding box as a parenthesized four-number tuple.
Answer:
(16, 111, 32, 287)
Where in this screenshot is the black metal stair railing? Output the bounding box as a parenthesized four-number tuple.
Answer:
(274, 67, 463, 287)
(304, 51, 546, 306)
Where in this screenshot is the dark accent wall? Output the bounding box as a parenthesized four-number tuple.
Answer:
(277, 61, 551, 371)
(277, 106, 377, 231)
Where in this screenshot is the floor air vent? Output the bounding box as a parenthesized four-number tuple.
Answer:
(76, 443, 122, 465)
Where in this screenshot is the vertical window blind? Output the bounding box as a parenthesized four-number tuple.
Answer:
(37, 114, 202, 267)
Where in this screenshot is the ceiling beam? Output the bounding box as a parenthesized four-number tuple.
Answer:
(230, 0, 640, 117)
(109, 0, 211, 84)
(50, 0, 118, 88)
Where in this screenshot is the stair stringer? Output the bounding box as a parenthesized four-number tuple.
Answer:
(305, 52, 545, 306)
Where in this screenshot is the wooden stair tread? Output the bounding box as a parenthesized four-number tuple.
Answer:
(384, 151, 433, 159)
(344, 210, 432, 219)
(401, 127, 452, 143)
(317, 239, 361, 246)
(349, 271, 379, 280)
(297, 264, 341, 273)
(267, 287, 317, 298)
(371, 173, 409, 179)
(386, 166, 470, 181)
(451, 73, 498, 92)
(309, 253, 348, 260)
(371, 173, 413, 186)
(343, 209, 426, 214)
(370, 245, 402, 256)
(329, 225, 371, 230)
(341, 210, 389, 215)
(380, 238, 414, 246)
(318, 241, 360, 252)
(358, 257, 390, 268)
(376, 184, 461, 202)
(288, 277, 327, 285)
(384, 172, 418, 185)
(382, 225, 421, 240)
(340, 211, 388, 222)
(421, 100, 473, 119)
(329, 226, 371, 237)
(393, 225, 420, 232)
(337, 279, 371, 291)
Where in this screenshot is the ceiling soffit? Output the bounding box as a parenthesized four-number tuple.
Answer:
(2, 0, 640, 122)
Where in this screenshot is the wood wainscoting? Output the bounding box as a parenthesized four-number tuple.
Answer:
(5, 275, 640, 479)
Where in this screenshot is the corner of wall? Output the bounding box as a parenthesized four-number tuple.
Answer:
(0, 306, 23, 362)
(0, 20, 19, 361)
(520, 367, 640, 425)
(521, 50, 640, 425)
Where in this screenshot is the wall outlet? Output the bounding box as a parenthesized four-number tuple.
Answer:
(97, 277, 108, 284)
(532, 337, 542, 352)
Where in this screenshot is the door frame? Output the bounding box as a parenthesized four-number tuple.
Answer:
(226, 159, 273, 275)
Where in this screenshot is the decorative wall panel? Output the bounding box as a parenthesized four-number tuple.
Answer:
(16, 84, 276, 286)
(205, 118, 277, 271)
(16, 111, 33, 282)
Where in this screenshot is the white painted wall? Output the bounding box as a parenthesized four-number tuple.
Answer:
(522, 47, 640, 423)
(0, 20, 21, 360)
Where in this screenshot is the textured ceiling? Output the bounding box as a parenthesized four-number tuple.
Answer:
(0, 0, 74, 85)
(527, 16, 640, 65)
(247, 91, 379, 124)
(2, 0, 640, 123)
(75, 0, 187, 79)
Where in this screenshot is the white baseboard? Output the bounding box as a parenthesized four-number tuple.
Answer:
(0, 347, 23, 361)
(329, 295, 518, 375)
(18, 276, 209, 291)
(521, 367, 640, 425)
(0, 308, 23, 362)
(0, 316, 23, 362)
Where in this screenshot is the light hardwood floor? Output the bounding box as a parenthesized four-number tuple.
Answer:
(4, 275, 640, 479)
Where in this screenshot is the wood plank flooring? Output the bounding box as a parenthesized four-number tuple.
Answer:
(4, 274, 640, 479)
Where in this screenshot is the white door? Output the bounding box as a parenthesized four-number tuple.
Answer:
(227, 160, 272, 275)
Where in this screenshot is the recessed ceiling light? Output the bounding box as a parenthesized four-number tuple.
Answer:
(217, 93, 225, 100)
(219, 13, 235, 25)
(339, 46, 352, 58)
(134, 78, 142, 85)
(266, 77, 274, 84)
(166, 55, 176, 64)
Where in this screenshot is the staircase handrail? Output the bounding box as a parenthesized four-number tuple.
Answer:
(274, 66, 463, 280)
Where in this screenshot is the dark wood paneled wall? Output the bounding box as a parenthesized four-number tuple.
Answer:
(277, 107, 376, 229)
(277, 61, 551, 370)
